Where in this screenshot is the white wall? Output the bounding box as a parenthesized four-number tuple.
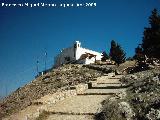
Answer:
(54, 46, 76, 67)
(54, 41, 102, 67)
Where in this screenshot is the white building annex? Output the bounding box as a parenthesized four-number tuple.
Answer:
(54, 41, 102, 67)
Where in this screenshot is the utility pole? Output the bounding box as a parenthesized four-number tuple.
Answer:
(36, 60, 39, 75)
(5, 82, 7, 97)
(44, 52, 47, 72)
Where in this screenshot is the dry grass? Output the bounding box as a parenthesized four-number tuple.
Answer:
(36, 110, 50, 120)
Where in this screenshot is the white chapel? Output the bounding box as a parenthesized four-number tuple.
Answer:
(54, 41, 102, 67)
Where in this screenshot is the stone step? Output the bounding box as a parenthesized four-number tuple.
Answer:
(83, 88, 125, 95)
(47, 114, 94, 120)
(97, 78, 121, 83)
(95, 83, 122, 87)
(44, 95, 109, 114)
(89, 82, 123, 88)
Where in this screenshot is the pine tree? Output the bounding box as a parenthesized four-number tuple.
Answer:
(142, 9, 160, 58)
(109, 40, 117, 61)
(109, 40, 126, 65)
(101, 51, 109, 61)
(134, 45, 145, 62)
(114, 44, 126, 65)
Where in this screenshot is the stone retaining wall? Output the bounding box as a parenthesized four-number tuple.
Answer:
(75, 84, 88, 94)
(27, 83, 88, 119)
(34, 84, 88, 105)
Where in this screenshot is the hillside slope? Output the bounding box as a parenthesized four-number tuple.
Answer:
(0, 64, 106, 118)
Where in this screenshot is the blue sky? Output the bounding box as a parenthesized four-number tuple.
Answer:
(0, 0, 160, 98)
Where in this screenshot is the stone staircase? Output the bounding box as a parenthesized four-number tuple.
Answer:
(44, 74, 125, 120)
(3, 73, 126, 120)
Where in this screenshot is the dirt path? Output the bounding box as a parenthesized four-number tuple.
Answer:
(3, 74, 125, 120)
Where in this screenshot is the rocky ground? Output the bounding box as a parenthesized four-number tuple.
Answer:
(121, 68, 160, 120)
(96, 66, 160, 120)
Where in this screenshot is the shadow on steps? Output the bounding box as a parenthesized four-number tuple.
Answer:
(49, 111, 95, 115)
(90, 86, 128, 89)
(78, 93, 115, 95)
(97, 83, 121, 84)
